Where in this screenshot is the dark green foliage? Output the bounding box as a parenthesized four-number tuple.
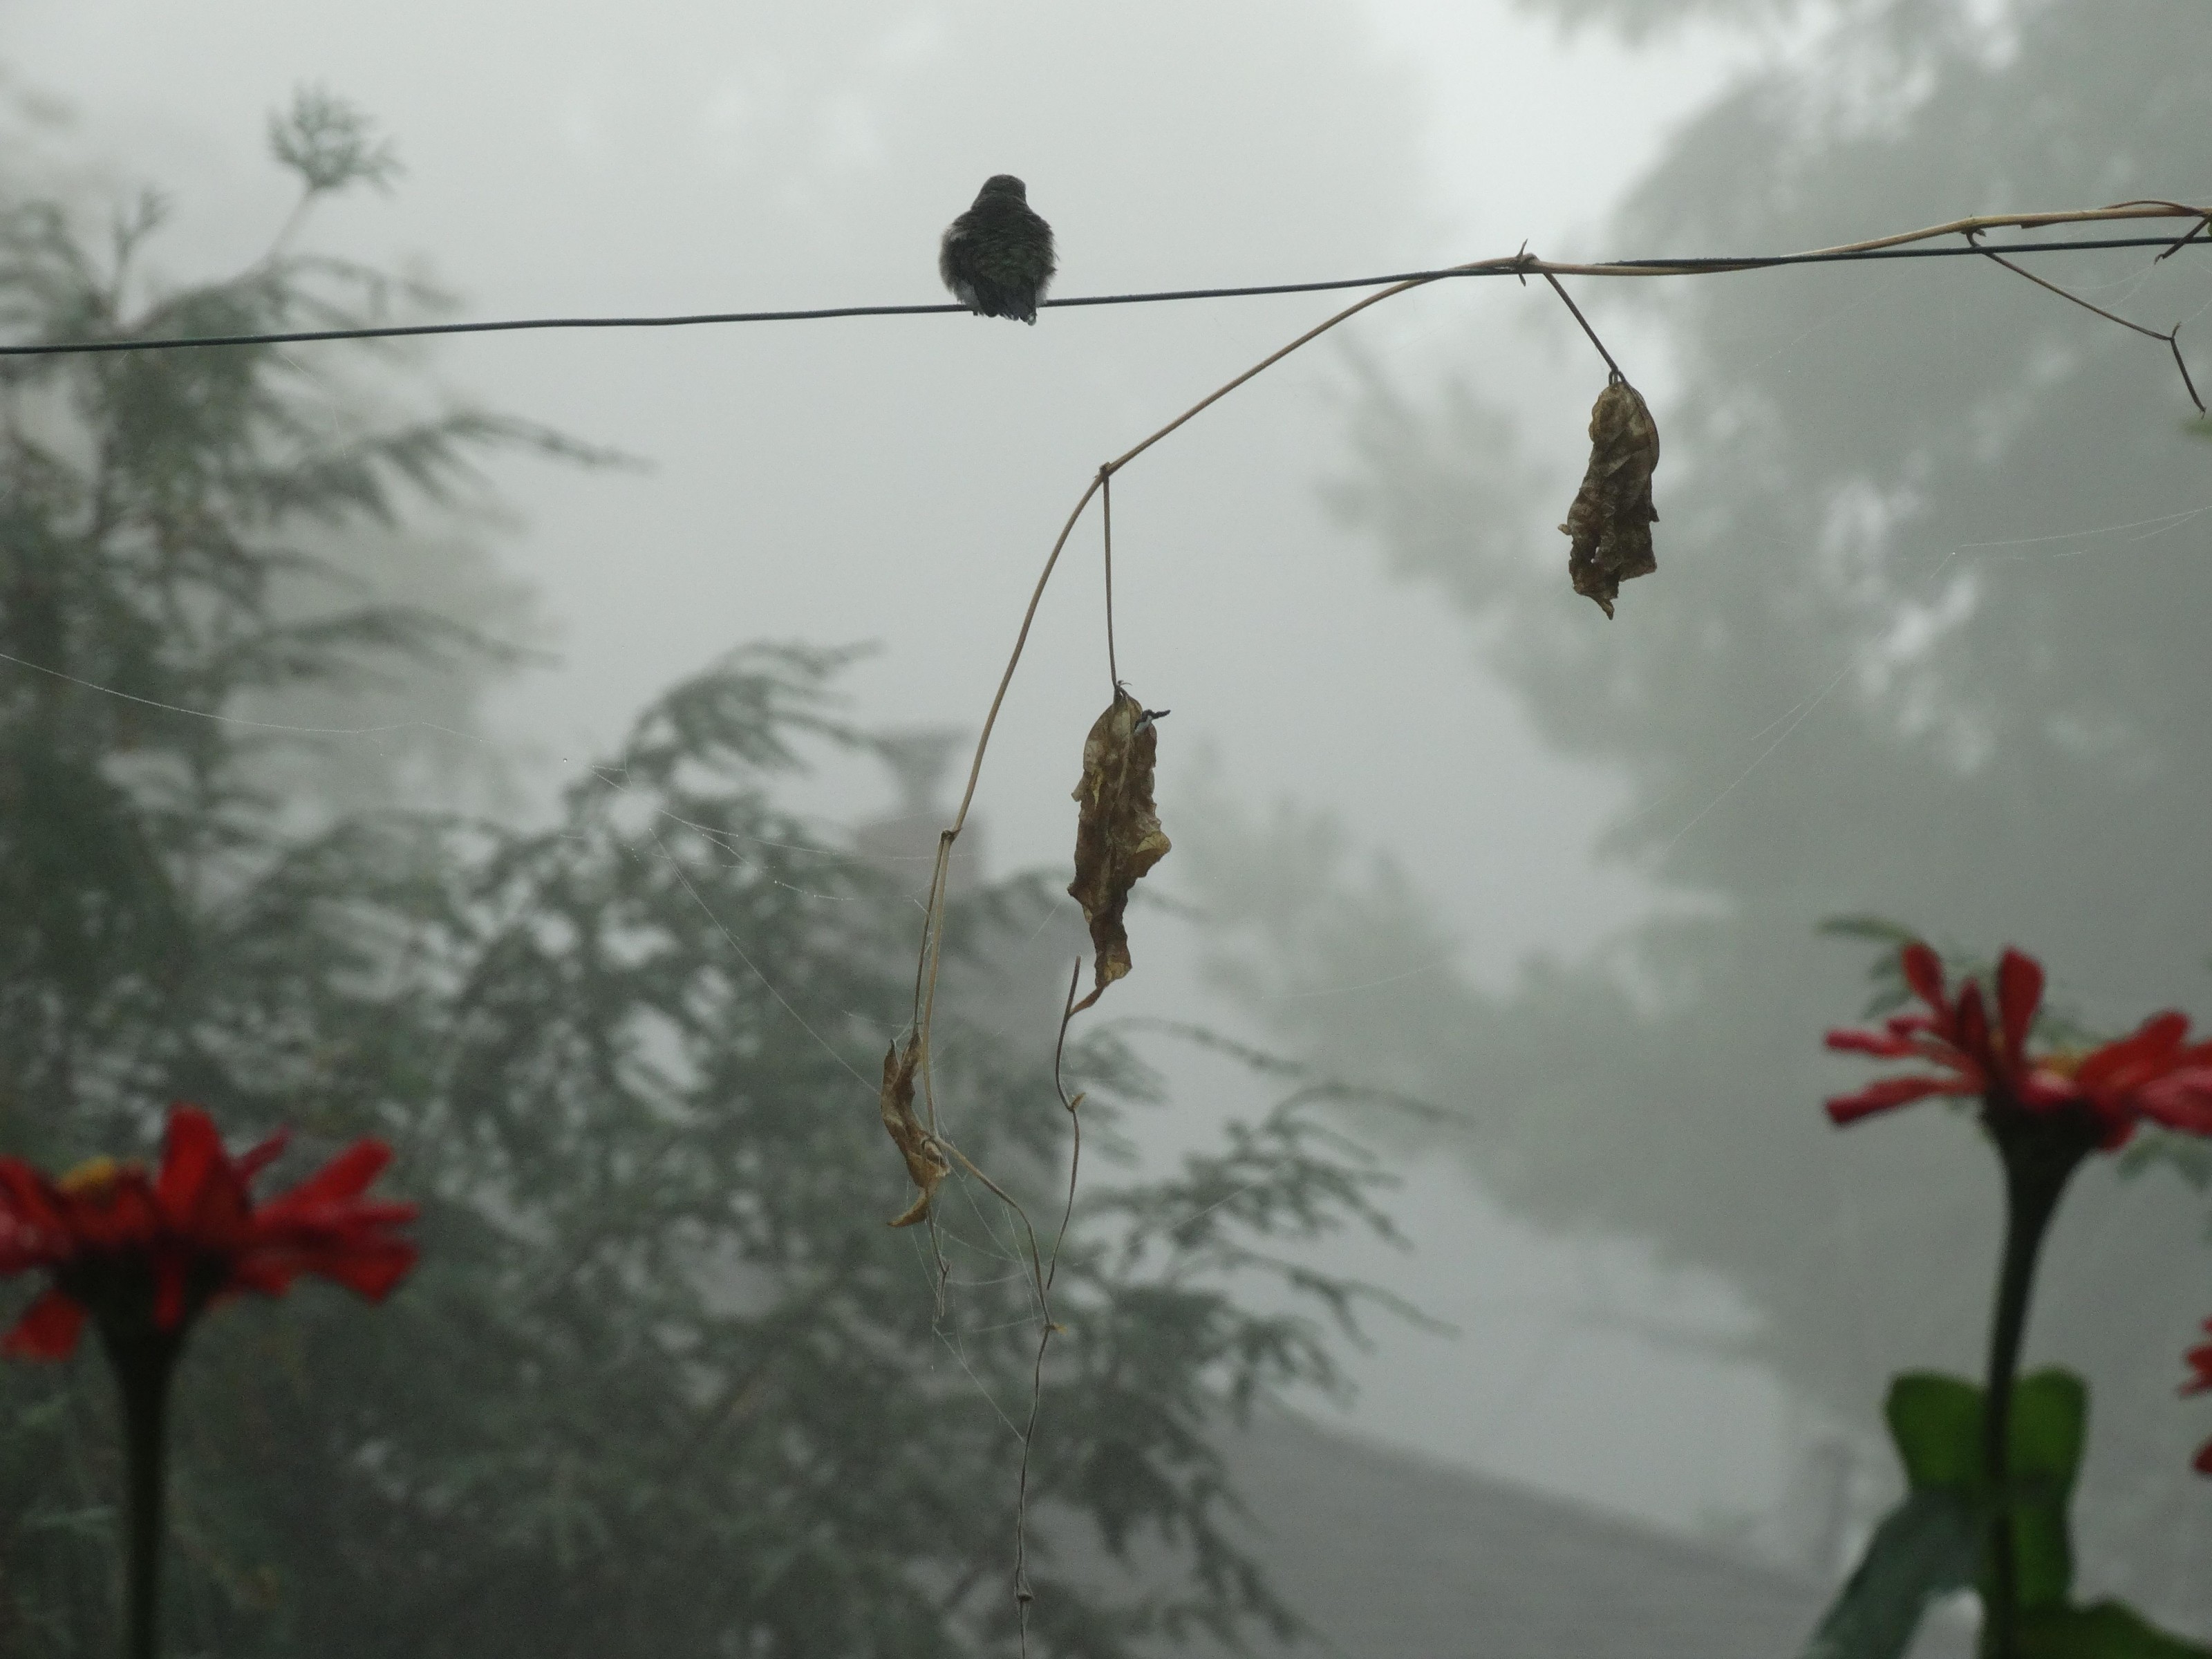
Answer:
(0, 109, 1392, 1656)
(268, 87, 403, 198)
(2016, 1602, 2212, 1659)
(0, 107, 543, 1170)
(1799, 1487, 1975, 1659)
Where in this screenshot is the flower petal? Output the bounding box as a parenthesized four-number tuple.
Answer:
(1900, 942, 1947, 1011)
(2183, 1344, 2212, 1396)
(157, 1105, 255, 1258)
(297, 1238, 418, 1302)
(236, 1128, 291, 1188)
(227, 1255, 301, 1297)
(261, 1141, 393, 1212)
(2077, 1011, 2193, 1093)
(3, 1288, 86, 1359)
(0, 1114, 415, 1339)
(1825, 1028, 1924, 1057)
(1826, 1075, 1962, 1125)
(1995, 948, 2043, 1070)
(156, 1106, 227, 1220)
(2124, 1067, 2212, 1136)
(243, 1139, 418, 1306)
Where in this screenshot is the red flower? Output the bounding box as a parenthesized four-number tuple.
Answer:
(1824, 942, 2212, 1150)
(0, 1105, 418, 1360)
(2185, 1318, 2212, 1477)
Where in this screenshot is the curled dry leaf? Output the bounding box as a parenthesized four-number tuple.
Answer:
(1067, 688, 1171, 1014)
(1559, 377, 1660, 619)
(877, 1035, 948, 1228)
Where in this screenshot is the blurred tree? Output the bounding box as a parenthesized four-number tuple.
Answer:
(0, 94, 1394, 1658)
(1190, 0, 2212, 1622)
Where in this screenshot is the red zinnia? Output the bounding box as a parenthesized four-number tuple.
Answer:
(0, 1104, 418, 1360)
(1824, 942, 2212, 1150)
(2184, 1318, 2212, 1477)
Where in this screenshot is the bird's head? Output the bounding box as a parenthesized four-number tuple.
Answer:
(975, 174, 1029, 204)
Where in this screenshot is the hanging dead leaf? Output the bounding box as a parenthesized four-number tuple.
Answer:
(1067, 688, 1171, 1013)
(1559, 377, 1660, 619)
(877, 1035, 948, 1228)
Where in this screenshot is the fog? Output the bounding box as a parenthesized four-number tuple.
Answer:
(6, 0, 2211, 1651)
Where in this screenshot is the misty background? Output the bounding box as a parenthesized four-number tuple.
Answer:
(3, 0, 2209, 1643)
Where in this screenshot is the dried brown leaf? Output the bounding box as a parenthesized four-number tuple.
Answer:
(1559, 377, 1660, 619)
(877, 1035, 948, 1228)
(1067, 688, 1171, 1013)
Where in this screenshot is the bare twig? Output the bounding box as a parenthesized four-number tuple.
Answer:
(1103, 274, 1439, 476)
(1042, 964, 1089, 1304)
(906, 270, 1461, 1649)
(1539, 268, 1626, 382)
(908, 269, 1448, 1134)
(888, 194, 2212, 1653)
(1553, 200, 2212, 277)
(1100, 468, 1118, 693)
(1013, 961, 1089, 1656)
(2100, 198, 2212, 261)
(1966, 228, 2205, 413)
(910, 474, 1103, 1139)
(2159, 218, 2212, 263)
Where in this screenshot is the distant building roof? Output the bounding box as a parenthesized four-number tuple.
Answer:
(1171, 1410, 1973, 1659)
(852, 727, 987, 899)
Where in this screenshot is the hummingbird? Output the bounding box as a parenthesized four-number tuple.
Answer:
(939, 175, 1056, 324)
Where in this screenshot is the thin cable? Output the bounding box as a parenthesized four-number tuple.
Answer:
(3, 234, 2204, 357)
(0, 646, 473, 739)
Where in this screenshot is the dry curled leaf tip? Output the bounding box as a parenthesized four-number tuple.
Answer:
(877, 1035, 948, 1228)
(1067, 688, 1171, 1013)
(1559, 377, 1660, 619)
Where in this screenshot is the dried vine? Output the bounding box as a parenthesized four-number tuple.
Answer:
(869, 198, 2212, 1648)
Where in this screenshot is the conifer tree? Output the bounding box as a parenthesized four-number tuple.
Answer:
(0, 94, 1392, 1657)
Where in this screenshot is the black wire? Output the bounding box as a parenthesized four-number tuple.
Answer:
(1, 234, 2200, 357)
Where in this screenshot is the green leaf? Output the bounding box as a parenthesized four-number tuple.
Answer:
(2005, 1371, 2087, 1611)
(1881, 1369, 2088, 1613)
(1887, 1372, 1984, 1490)
(2009, 1371, 2088, 1480)
(1817, 915, 1922, 944)
(2017, 1601, 2212, 1659)
(1799, 1487, 1978, 1659)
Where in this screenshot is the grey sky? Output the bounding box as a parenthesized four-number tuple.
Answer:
(4, 0, 1801, 1537)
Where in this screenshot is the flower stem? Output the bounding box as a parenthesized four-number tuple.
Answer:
(1978, 1108, 2094, 1659)
(104, 1331, 181, 1659)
